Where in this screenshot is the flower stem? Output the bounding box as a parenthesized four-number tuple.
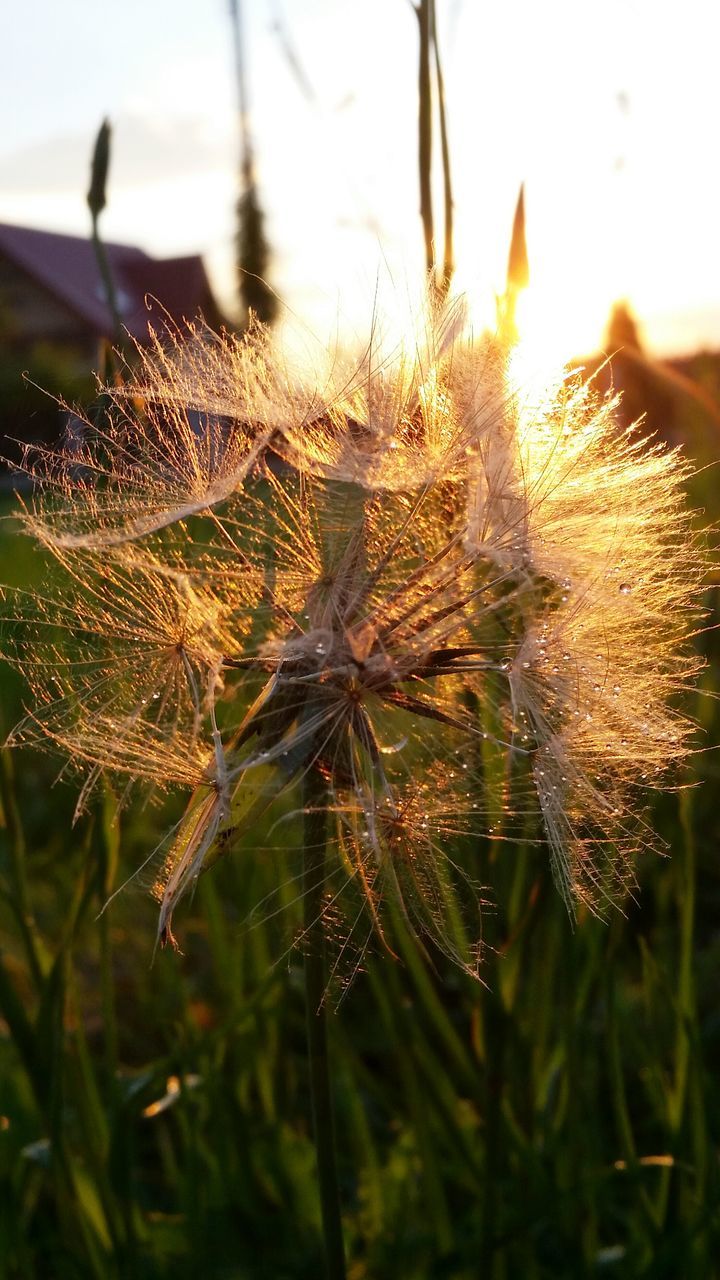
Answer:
(302, 768, 347, 1280)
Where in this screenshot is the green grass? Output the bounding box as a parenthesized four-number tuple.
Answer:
(0, 481, 719, 1279)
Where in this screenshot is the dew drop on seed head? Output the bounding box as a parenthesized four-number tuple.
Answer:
(619, 583, 632, 595)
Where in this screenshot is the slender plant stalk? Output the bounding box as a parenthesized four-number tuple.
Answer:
(0, 747, 46, 986)
(430, 0, 453, 292)
(87, 120, 123, 351)
(417, 0, 434, 279)
(417, 0, 453, 294)
(655, 787, 697, 1227)
(302, 768, 347, 1280)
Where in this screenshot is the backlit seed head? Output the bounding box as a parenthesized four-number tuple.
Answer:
(2, 298, 705, 977)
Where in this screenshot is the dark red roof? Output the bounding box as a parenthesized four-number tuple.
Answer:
(0, 221, 221, 341)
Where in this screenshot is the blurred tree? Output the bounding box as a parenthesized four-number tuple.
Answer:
(606, 299, 644, 352)
(574, 298, 720, 461)
(230, 0, 278, 328)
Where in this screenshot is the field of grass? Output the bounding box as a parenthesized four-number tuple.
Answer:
(0, 462, 719, 1279)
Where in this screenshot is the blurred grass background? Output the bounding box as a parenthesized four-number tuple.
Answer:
(0, 454, 718, 1278)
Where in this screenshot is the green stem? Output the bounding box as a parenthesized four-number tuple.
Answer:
(90, 212, 123, 351)
(655, 788, 697, 1227)
(0, 748, 45, 986)
(303, 769, 346, 1280)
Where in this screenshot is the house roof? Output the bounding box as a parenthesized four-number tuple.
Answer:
(0, 221, 222, 341)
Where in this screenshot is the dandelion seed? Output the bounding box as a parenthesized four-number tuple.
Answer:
(2, 298, 705, 981)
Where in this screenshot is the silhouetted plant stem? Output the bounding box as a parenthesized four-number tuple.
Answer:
(417, 0, 453, 296)
(430, 0, 453, 293)
(417, 0, 434, 280)
(302, 768, 346, 1280)
(87, 119, 123, 352)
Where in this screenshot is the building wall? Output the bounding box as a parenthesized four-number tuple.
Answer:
(0, 254, 94, 353)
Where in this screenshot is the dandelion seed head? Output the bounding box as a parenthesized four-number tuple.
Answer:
(3, 295, 706, 975)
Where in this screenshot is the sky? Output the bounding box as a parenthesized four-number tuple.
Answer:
(2, 0, 720, 362)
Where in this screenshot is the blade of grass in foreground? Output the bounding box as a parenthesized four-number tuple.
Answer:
(302, 768, 347, 1280)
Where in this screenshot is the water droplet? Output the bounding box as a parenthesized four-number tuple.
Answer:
(619, 583, 632, 595)
(562, 653, 571, 662)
